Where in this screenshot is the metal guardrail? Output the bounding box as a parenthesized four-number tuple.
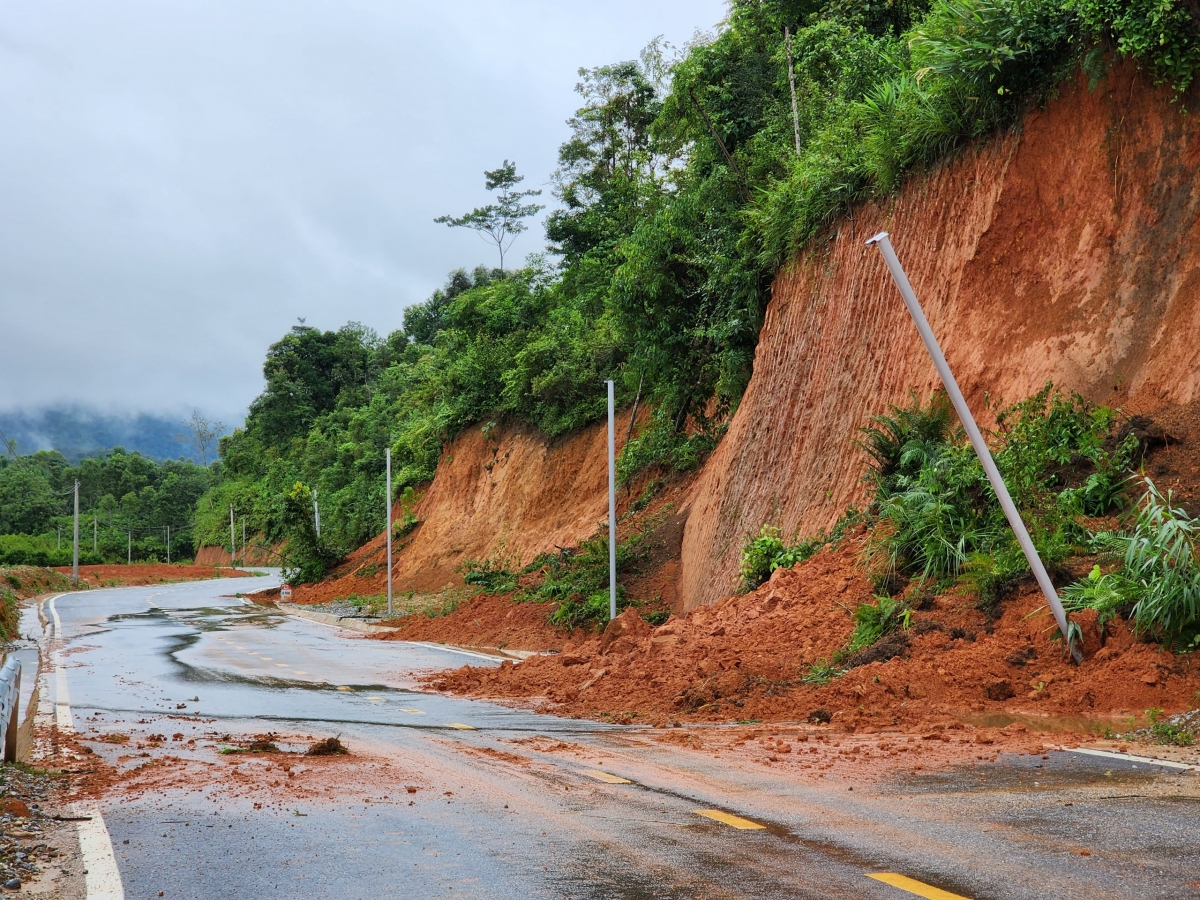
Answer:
(0, 657, 21, 763)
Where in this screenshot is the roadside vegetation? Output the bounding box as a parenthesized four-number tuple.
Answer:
(458, 510, 671, 631)
(739, 382, 1200, 671)
(0, 448, 212, 565)
(194, 0, 1200, 583)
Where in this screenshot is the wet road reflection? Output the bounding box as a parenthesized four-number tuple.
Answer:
(40, 577, 1200, 900)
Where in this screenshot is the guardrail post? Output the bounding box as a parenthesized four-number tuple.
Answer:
(0, 658, 21, 763)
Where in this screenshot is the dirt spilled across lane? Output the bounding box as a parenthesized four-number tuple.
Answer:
(425, 536, 1200, 747)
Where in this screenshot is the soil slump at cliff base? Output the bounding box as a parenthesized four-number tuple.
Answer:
(425, 536, 1200, 742)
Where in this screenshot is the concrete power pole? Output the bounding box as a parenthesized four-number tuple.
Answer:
(313, 490, 321, 538)
(607, 380, 616, 622)
(72, 480, 79, 587)
(229, 505, 235, 567)
(386, 448, 393, 617)
(242, 518, 246, 566)
(127, 531, 131, 565)
(166, 525, 171, 565)
(867, 231, 1080, 663)
(93, 516, 97, 554)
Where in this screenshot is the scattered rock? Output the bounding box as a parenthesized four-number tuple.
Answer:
(985, 680, 1015, 701)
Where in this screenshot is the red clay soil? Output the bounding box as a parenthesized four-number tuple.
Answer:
(195, 541, 281, 567)
(51, 564, 252, 587)
(682, 61, 1200, 610)
(279, 467, 695, 617)
(375, 593, 576, 653)
(426, 535, 1200, 734)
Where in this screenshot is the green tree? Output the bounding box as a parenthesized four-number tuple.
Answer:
(435, 161, 544, 270)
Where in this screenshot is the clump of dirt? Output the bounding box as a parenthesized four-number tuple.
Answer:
(50, 564, 253, 587)
(307, 737, 348, 756)
(424, 535, 1200, 733)
(246, 735, 281, 753)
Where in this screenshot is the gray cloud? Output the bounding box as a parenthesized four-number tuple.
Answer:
(0, 0, 726, 424)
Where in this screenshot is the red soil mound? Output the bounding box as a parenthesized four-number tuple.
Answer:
(426, 536, 1200, 732)
(52, 564, 252, 587)
(375, 592, 575, 653)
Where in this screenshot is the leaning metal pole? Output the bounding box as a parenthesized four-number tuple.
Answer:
(867, 232, 1081, 664)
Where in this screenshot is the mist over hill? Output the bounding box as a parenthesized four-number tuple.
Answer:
(0, 406, 234, 464)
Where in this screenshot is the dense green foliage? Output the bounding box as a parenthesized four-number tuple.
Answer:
(1064, 482, 1200, 648)
(0, 449, 212, 564)
(866, 385, 1137, 594)
(202, 0, 1200, 581)
(738, 510, 862, 592)
(459, 515, 663, 631)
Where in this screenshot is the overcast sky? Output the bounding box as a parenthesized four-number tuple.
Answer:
(0, 1, 728, 426)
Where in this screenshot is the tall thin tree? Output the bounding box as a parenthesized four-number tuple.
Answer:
(435, 160, 544, 270)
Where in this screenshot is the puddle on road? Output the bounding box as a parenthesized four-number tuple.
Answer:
(956, 710, 1138, 734)
(894, 749, 1179, 794)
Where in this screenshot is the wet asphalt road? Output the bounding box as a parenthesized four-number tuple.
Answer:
(41, 576, 1200, 900)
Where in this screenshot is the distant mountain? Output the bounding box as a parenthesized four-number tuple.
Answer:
(0, 406, 234, 464)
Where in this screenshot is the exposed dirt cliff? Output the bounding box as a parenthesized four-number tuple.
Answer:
(681, 63, 1200, 610)
(271, 413, 640, 605)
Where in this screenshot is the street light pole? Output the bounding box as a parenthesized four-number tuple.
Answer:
(866, 231, 1080, 663)
(386, 447, 393, 617)
(72, 480, 79, 587)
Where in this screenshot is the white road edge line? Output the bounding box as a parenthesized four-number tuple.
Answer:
(75, 804, 125, 900)
(1054, 746, 1197, 771)
(404, 640, 520, 662)
(44, 593, 126, 899)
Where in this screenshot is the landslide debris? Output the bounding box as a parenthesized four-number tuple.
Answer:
(425, 535, 1200, 733)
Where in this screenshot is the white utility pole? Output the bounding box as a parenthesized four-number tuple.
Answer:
(785, 25, 801, 155)
(313, 490, 321, 538)
(72, 480, 79, 586)
(607, 380, 617, 622)
(229, 505, 235, 567)
(242, 517, 246, 566)
(166, 525, 171, 565)
(386, 447, 393, 617)
(867, 231, 1080, 663)
(93, 516, 97, 554)
(127, 531, 131, 566)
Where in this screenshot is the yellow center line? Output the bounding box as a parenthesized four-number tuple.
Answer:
(259, 656, 273, 661)
(275, 664, 289, 668)
(694, 810, 765, 830)
(867, 873, 973, 900)
(583, 770, 632, 784)
(446, 723, 476, 730)
(399, 708, 425, 715)
(337, 686, 352, 692)
(293, 670, 308, 675)
(366, 697, 384, 702)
